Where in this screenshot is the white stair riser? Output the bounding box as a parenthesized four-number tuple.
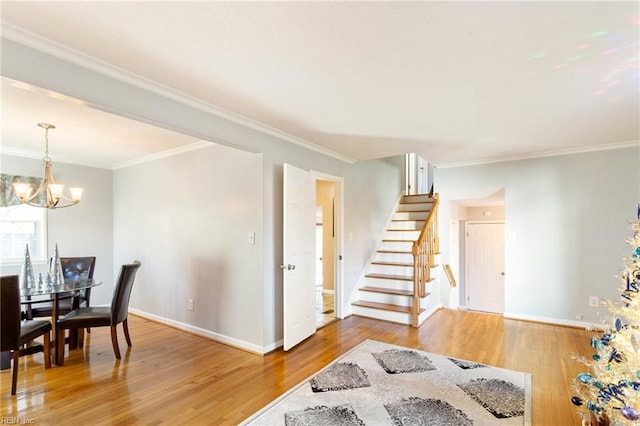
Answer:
(375, 252, 414, 263)
(402, 195, 434, 204)
(389, 221, 424, 230)
(385, 230, 420, 240)
(352, 306, 412, 325)
(398, 202, 433, 212)
(380, 241, 414, 252)
(394, 211, 429, 221)
(369, 264, 414, 276)
(364, 277, 414, 291)
(358, 291, 413, 306)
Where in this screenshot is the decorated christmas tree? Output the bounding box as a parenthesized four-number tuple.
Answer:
(572, 204, 640, 425)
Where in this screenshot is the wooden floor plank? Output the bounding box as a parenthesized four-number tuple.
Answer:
(0, 309, 593, 425)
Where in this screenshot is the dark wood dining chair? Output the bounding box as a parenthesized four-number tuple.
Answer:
(56, 261, 141, 365)
(1, 275, 52, 395)
(26, 256, 96, 319)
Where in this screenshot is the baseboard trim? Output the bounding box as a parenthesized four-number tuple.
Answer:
(129, 308, 274, 355)
(418, 303, 444, 326)
(503, 311, 604, 330)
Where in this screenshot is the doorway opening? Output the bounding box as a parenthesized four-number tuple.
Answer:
(447, 197, 505, 313)
(315, 178, 339, 328)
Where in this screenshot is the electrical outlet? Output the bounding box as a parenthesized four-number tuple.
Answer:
(589, 296, 599, 308)
(188, 299, 194, 311)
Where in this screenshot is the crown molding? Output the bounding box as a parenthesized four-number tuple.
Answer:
(1, 23, 357, 165)
(112, 141, 214, 170)
(0, 141, 215, 170)
(0, 146, 111, 170)
(435, 140, 640, 169)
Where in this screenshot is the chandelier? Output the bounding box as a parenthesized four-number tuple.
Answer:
(13, 123, 84, 209)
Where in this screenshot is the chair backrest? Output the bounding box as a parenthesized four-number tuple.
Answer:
(110, 261, 142, 325)
(60, 257, 96, 281)
(1, 275, 21, 352)
(60, 256, 96, 304)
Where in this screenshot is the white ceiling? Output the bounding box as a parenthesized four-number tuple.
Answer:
(1, 1, 638, 169)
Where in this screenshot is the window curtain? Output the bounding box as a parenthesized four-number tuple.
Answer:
(0, 173, 45, 207)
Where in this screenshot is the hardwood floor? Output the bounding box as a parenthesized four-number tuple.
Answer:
(1, 309, 593, 425)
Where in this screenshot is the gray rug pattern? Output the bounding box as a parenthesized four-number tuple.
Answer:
(310, 362, 371, 392)
(458, 378, 525, 419)
(372, 349, 436, 374)
(284, 405, 365, 426)
(243, 340, 531, 426)
(448, 358, 487, 370)
(384, 397, 473, 426)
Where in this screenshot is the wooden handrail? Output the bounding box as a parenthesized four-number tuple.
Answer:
(411, 193, 440, 327)
(443, 264, 457, 288)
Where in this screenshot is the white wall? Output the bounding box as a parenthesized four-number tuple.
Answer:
(436, 146, 640, 325)
(0, 154, 114, 303)
(113, 144, 264, 349)
(2, 37, 406, 352)
(342, 155, 405, 310)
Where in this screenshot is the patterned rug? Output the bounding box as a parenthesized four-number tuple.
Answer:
(242, 340, 531, 425)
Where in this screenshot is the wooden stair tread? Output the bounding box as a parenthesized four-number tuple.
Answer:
(377, 249, 412, 254)
(352, 300, 425, 314)
(382, 239, 415, 242)
(372, 261, 413, 267)
(400, 200, 434, 205)
(366, 273, 413, 281)
(359, 286, 413, 296)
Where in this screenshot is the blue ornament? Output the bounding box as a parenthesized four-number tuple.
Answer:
(631, 382, 640, 391)
(609, 348, 623, 363)
(593, 354, 601, 361)
(616, 318, 623, 331)
(571, 396, 583, 406)
(578, 373, 593, 383)
(622, 406, 640, 421)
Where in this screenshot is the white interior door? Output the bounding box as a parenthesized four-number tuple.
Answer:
(466, 222, 505, 313)
(283, 163, 316, 351)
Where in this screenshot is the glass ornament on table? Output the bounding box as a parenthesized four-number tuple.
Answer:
(19, 244, 36, 290)
(49, 243, 65, 286)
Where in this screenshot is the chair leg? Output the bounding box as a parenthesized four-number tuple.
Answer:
(11, 351, 19, 395)
(78, 328, 85, 348)
(110, 326, 121, 359)
(86, 327, 91, 334)
(123, 318, 132, 347)
(43, 332, 51, 369)
(57, 329, 66, 366)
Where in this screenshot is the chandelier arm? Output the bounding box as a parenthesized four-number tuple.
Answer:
(19, 199, 78, 209)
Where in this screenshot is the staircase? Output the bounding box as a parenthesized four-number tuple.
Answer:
(352, 193, 439, 327)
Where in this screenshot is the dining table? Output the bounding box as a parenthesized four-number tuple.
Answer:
(0, 277, 102, 368)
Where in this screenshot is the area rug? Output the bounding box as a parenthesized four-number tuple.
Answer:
(242, 339, 531, 425)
